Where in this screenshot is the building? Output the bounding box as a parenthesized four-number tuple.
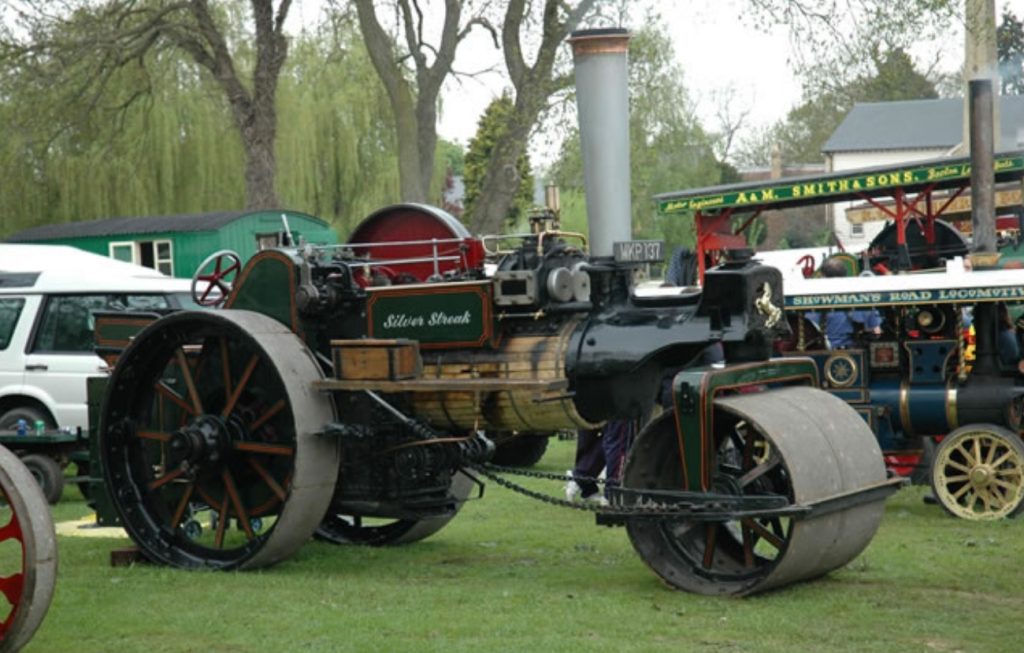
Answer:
(822, 96, 1024, 244)
(5, 210, 337, 278)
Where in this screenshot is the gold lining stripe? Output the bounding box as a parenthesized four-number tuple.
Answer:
(899, 381, 914, 437)
(946, 382, 959, 430)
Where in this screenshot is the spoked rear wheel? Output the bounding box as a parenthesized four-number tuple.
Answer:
(101, 310, 339, 569)
(315, 471, 475, 545)
(624, 386, 887, 596)
(0, 445, 57, 653)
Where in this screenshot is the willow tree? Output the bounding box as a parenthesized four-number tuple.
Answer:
(0, 0, 293, 209)
(0, 19, 401, 239)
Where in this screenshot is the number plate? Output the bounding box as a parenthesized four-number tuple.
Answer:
(613, 240, 664, 263)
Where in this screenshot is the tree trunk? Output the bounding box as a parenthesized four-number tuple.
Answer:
(240, 112, 280, 209)
(470, 96, 538, 233)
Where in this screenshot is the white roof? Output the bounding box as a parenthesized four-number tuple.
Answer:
(0, 244, 192, 293)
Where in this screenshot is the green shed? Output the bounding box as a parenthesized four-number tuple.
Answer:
(5, 210, 337, 278)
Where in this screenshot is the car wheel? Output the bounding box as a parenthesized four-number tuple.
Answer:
(0, 406, 53, 432)
(20, 454, 65, 505)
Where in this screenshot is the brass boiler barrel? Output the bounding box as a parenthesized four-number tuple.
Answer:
(410, 321, 600, 433)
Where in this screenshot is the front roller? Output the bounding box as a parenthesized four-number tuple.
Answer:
(624, 386, 889, 596)
(101, 310, 340, 569)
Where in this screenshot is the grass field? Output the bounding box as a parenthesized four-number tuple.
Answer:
(25, 437, 1024, 652)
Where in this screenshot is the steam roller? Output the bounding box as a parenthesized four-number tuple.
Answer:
(85, 27, 899, 596)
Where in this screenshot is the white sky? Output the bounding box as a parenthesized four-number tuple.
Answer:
(287, 1, 968, 163)
(433, 0, 804, 147)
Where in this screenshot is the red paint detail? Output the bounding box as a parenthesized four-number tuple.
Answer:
(348, 206, 485, 284)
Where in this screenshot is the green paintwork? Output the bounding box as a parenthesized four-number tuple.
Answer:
(15, 210, 337, 279)
(367, 284, 493, 347)
(227, 252, 297, 333)
(657, 153, 1024, 215)
(671, 358, 819, 492)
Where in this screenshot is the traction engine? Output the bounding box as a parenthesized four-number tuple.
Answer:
(89, 28, 898, 596)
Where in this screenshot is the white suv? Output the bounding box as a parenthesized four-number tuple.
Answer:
(0, 244, 196, 433)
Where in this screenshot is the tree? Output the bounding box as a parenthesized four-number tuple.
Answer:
(998, 5, 1024, 94)
(744, 1, 957, 96)
(0, 19, 400, 237)
(463, 94, 533, 227)
(467, 0, 597, 235)
(351, 0, 493, 204)
(1, 0, 297, 210)
(347, 0, 598, 232)
(734, 46, 939, 167)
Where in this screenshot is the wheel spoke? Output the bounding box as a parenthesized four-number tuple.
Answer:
(0, 573, 23, 607)
(156, 381, 195, 416)
(213, 495, 229, 549)
(701, 525, 718, 569)
(738, 455, 781, 488)
(983, 441, 1000, 464)
(972, 437, 982, 466)
(137, 430, 171, 442)
(247, 458, 287, 502)
(0, 515, 18, 542)
(951, 483, 973, 500)
(148, 466, 187, 491)
(175, 349, 204, 415)
(944, 460, 972, 474)
(234, 441, 294, 456)
(170, 484, 196, 529)
(943, 473, 970, 482)
(249, 399, 287, 434)
(991, 450, 1017, 468)
(222, 471, 254, 539)
(742, 517, 786, 551)
(222, 354, 260, 418)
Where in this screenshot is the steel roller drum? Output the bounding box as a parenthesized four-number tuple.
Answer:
(715, 387, 887, 593)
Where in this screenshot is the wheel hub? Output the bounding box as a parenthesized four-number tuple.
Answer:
(170, 415, 234, 466)
(969, 465, 994, 487)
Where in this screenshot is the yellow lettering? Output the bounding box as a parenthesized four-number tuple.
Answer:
(866, 176, 876, 188)
(902, 170, 913, 183)
(792, 185, 802, 198)
(838, 179, 850, 191)
(802, 184, 817, 196)
(852, 179, 862, 190)
(736, 192, 749, 204)
(761, 188, 776, 200)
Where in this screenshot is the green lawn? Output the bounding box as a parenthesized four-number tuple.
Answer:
(28, 438, 1024, 652)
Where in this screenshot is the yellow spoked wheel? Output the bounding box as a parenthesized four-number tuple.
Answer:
(931, 424, 1024, 520)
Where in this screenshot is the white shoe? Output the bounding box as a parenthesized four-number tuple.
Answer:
(565, 470, 582, 502)
(582, 492, 609, 507)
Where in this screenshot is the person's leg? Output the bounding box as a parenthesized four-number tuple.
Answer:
(569, 428, 605, 498)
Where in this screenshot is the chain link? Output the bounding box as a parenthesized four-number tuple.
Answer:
(469, 462, 731, 517)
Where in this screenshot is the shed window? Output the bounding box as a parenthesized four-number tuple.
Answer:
(110, 242, 134, 263)
(256, 233, 281, 250)
(851, 223, 864, 237)
(108, 240, 173, 275)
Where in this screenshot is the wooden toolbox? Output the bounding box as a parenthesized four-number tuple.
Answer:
(330, 339, 422, 381)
